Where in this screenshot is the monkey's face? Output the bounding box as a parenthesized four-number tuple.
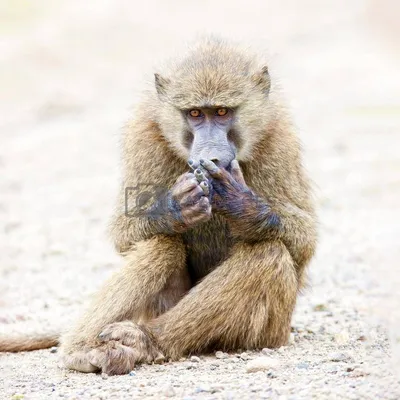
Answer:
(154, 40, 272, 164)
(154, 72, 271, 166)
(184, 107, 236, 169)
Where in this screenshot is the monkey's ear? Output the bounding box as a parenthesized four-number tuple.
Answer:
(154, 73, 171, 99)
(251, 66, 271, 95)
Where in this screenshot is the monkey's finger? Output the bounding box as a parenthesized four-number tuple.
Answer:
(180, 186, 205, 207)
(199, 180, 210, 196)
(182, 202, 212, 222)
(200, 159, 225, 180)
(182, 196, 211, 215)
(173, 178, 200, 200)
(188, 159, 200, 171)
(194, 168, 207, 183)
(230, 160, 246, 186)
(176, 172, 195, 184)
(197, 195, 211, 211)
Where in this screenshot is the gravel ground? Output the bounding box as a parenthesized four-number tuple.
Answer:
(1, 1, 399, 399)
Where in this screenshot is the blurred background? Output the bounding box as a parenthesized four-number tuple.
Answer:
(0, 0, 399, 396)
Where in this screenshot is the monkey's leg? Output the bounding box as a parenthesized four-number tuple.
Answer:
(60, 235, 188, 374)
(153, 240, 298, 359)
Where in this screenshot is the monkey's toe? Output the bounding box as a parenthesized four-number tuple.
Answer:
(61, 349, 99, 373)
(88, 341, 138, 375)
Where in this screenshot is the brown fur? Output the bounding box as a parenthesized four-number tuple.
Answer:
(0, 37, 317, 374)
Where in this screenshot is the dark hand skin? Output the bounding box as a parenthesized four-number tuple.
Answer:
(200, 159, 281, 241)
(150, 172, 211, 234)
(145, 158, 279, 241)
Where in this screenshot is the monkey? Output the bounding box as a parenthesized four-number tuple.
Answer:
(0, 37, 317, 375)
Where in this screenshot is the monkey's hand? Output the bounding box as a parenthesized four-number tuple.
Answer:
(201, 159, 280, 240)
(62, 321, 164, 375)
(161, 172, 212, 233)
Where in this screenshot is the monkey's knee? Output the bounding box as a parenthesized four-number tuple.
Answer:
(234, 240, 297, 286)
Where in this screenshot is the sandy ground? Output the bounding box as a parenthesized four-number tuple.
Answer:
(1, 1, 399, 399)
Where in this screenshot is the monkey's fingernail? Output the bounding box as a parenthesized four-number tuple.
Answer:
(98, 332, 106, 340)
(199, 159, 205, 164)
(189, 160, 199, 170)
(200, 181, 210, 195)
(195, 169, 202, 174)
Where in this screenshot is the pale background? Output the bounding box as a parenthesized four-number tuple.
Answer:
(0, 1, 399, 398)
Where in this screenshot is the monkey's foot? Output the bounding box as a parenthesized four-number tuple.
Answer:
(62, 321, 165, 375)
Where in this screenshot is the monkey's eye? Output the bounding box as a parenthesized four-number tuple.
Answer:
(189, 109, 202, 117)
(216, 108, 228, 116)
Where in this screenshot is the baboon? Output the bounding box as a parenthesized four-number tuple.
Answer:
(0, 37, 317, 375)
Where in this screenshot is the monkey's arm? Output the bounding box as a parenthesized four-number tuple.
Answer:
(202, 159, 317, 269)
(110, 122, 211, 253)
(244, 199, 316, 270)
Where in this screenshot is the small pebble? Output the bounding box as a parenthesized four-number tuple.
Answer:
(306, 325, 320, 334)
(261, 348, 274, 355)
(190, 355, 201, 363)
(277, 346, 286, 353)
(210, 384, 224, 393)
(296, 362, 309, 369)
(215, 351, 228, 359)
(267, 371, 278, 378)
(350, 368, 368, 378)
(101, 373, 108, 380)
(240, 352, 249, 360)
(246, 357, 280, 373)
(128, 371, 136, 376)
(50, 347, 58, 354)
(313, 303, 328, 312)
(329, 352, 354, 363)
(327, 364, 340, 373)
